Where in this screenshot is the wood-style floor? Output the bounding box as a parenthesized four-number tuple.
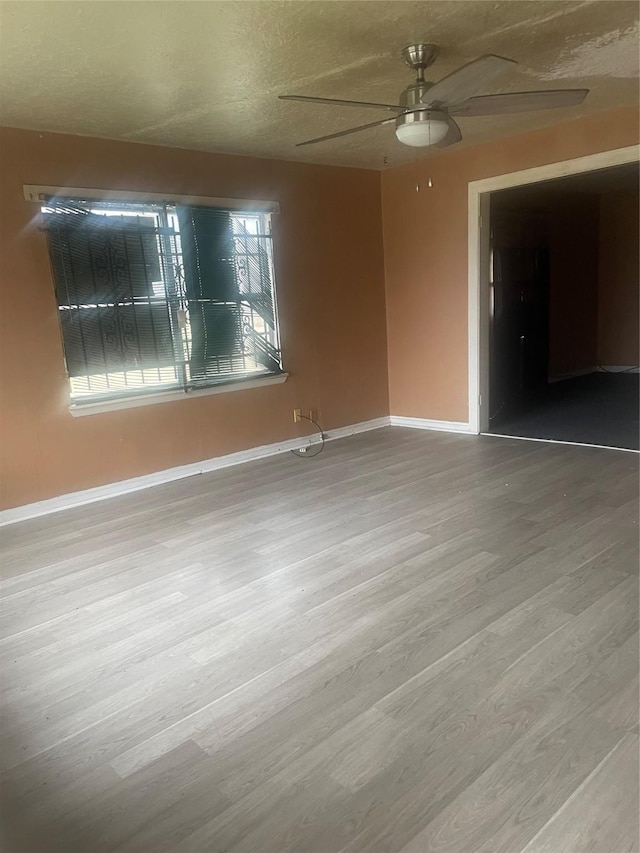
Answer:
(1, 428, 638, 853)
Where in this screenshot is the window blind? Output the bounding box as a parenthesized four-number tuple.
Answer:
(42, 198, 281, 402)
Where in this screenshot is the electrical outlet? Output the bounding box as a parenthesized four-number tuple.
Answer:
(309, 408, 318, 423)
(293, 408, 302, 423)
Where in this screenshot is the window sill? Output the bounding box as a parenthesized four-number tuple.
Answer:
(68, 372, 289, 417)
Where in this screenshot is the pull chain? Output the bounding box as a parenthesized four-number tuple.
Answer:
(414, 120, 434, 192)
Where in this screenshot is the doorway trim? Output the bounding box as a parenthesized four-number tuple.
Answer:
(467, 144, 640, 435)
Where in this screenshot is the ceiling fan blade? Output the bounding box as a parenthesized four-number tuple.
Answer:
(280, 95, 404, 112)
(295, 117, 396, 147)
(451, 88, 589, 116)
(435, 117, 462, 148)
(422, 54, 517, 107)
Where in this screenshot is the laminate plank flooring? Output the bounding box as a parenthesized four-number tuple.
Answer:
(1, 428, 638, 853)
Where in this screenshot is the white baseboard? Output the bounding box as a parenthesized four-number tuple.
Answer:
(548, 366, 597, 383)
(548, 365, 640, 382)
(484, 432, 639, 454)
(597, 365, 639, 374)
(389, 415, 472, 434)
(0, 416, 390, 527)
(324, 416, 390, 441)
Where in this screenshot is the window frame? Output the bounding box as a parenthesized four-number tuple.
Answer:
(26, 185, 287, 415)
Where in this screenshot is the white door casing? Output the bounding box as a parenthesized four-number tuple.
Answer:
(467, 144, 640, 435)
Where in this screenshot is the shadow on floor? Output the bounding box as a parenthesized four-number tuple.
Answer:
(488, 372, 639, 451)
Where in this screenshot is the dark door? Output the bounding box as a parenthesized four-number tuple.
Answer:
(489, 213, 550, 426)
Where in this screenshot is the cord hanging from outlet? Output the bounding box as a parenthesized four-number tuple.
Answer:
(291, 412, 326, 458)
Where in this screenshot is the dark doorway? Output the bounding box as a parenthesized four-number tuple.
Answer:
(489, 210, 550, 425)
(487, 162, 639, 451)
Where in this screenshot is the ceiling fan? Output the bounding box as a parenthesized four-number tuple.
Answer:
(279, 44, 589, 149)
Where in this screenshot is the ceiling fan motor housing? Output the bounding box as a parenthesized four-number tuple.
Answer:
(400, 80, 434, 108)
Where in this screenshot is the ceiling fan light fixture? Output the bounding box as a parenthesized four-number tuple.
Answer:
(395, 110, 449, 147)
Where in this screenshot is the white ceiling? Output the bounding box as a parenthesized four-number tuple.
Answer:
(0, 1, 638, 170)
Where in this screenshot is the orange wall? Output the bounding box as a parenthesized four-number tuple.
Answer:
(0, 128, 388, 509)
(2, 108, 638, 510)
(598, 187, 640, 366)
(382, 106, 639, 422)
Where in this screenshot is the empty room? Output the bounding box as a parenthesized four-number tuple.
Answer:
(0, 2, 638, 852)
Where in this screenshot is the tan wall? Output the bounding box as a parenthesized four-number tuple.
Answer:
(382, 106, 639, 422)
(597, 187, 640, 366)
(0, 128, 388, 510)
(2, 109, 637, 510)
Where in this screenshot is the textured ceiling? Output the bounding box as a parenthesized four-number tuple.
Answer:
(0, 1, 638, 170)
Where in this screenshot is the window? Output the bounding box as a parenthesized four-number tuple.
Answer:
(42, 197, 282, 403)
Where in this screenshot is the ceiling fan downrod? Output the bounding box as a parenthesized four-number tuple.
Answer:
(401, 43, 438, 94)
